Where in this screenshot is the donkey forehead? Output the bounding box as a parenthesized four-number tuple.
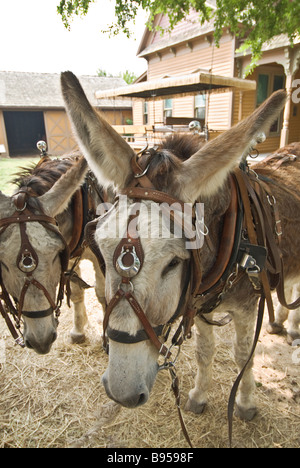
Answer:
(0, 222, 64, 257)
(94, 199, 190, 262)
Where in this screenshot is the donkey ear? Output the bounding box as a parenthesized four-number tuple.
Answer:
(176, 90, 287, 202)
(39, 157, 88, 217)
(61, 71, 135, 189)
(0, 191, 11, 215)
(0, 191, 9, 203)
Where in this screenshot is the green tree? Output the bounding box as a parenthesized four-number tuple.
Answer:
(57, 0, 300, 74)
(96, 68, 113, 77)
(96, 68, 137, 83)
(121, 70, 137, 84)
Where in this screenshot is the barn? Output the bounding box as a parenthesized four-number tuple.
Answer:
(0, 71, 132, 158)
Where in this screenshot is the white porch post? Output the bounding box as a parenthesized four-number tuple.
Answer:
(280, 73, 292, 147)
(280, 47, 300, 147)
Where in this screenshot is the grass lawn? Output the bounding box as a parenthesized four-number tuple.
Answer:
(0, 157, 39, 195)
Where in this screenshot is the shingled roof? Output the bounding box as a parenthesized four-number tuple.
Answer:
(0, 71, 131, 109)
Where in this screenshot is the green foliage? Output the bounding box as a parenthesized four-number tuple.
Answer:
(214, 0, 300, 75)
(57, 0, 97, 29)
(97, 68, 137, 84)
(57, 0, 300, 73)
(121, 70, 137, 84)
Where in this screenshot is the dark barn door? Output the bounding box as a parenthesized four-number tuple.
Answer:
(3, 111, 46, 156)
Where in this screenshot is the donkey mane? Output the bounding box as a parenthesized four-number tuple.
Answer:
(10, 153, 83, 214)
(161, 133, 205, 161)
(147, 134, 205, 191)
(12, 156, 79, 196)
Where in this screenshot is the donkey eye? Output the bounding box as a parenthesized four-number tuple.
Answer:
(162, 257, 180, 276)
(168, 258, 180, 268)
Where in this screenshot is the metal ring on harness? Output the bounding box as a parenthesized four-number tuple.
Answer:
(115, 245, 141, 278)
(18, 252, 37, 273)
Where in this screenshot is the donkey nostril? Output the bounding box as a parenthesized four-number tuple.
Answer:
(25, 339, 33, 349)
(51, 331, 57, 344)
(137, 393, 147, 406)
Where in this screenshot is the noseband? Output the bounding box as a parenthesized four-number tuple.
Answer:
(92, 149, 197, 364)
(0, 188, 69, 346)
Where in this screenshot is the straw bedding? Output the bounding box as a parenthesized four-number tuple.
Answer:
(0, 260, 299, 448)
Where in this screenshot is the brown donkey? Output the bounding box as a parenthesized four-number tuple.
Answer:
(61, 71, 299, 425)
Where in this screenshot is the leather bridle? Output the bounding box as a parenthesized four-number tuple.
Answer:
(0, 187, 69, 347)
(85, 148, 199, 375)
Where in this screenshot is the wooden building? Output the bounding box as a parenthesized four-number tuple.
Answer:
(97, 11, 300, 154)
(0, 71, 132, 157)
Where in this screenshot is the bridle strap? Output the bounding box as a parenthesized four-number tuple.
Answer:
(0, 211, 58, 231)
(22, 308, 54, 318)
(17, 277, 58, 320)
(123, 291, 171, 358)
(103, 286, 171, 358)
(107, 324, 164, 344)
(121, 186, 186, 210)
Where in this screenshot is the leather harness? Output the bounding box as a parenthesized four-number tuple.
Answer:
(0, 164, 101, 347)
(85, 146, 300, 448)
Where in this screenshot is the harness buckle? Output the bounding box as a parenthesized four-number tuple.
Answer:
(15, 336, 25, 348)
(239, 253, 258, 270)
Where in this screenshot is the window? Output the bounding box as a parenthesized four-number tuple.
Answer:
(257, 71, 285, 134)
(257, 74, 269, 106)
(194, 94, 206, 120)
(143, 101, 148, 124)
(164, 99, 173, 118)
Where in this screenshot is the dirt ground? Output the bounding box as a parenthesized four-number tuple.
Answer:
(0, 259, 299, 448)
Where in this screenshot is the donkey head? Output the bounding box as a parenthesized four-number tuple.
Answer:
(61, 71, 286, 407)
(0, 158, 87, 354)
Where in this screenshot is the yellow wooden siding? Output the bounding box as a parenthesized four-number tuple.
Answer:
(207, 92, 233, 130)
(100, 109, 132, 126)
(137, 35, 235, 129)
(44, 110, 78, 156)
(0, 111, 8, 157)
(148, 37, 233, 80)
(133, 101, 144, 125)
(173, 96, 194, 117)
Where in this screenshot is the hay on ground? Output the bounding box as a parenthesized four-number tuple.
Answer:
(1, 260, 299, 448)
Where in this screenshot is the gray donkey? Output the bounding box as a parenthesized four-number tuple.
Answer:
(61, 71, 299, 425)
